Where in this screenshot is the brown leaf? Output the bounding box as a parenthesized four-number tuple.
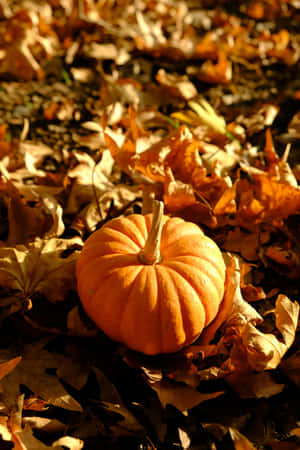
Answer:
(0, 356, 21, 381)
(155, 69, 197, 100)
(229, 427, 256, 450)
(65, 149, 115, 216)
(66, 306, 97, 337)
(0, 179, 55, 245)
(13, 424, 84, 449)
(226, 371, 285, 399)
(0, 340, 83, 412)
(280, 351, 300, 388)
(0, 236, 82, 302)
(226, 294, 299, 371)
(151, 379, 224, 412)
(0, 10, 58, 80)
(197, 51, 232, 84)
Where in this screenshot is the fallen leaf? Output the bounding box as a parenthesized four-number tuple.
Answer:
(155, 68, 197, 100)
(52, 435, 84, 449)
(226, 371, 285, 399)
(0, 9, 58, 80)
(0, 339, 82, 411)
(0, 236, 82, 302)
(151, 379, 224, 412)
(0, 356, 21, 381)
(227, 294, 299, 371)
(229, 427, 256, 449)
(280, 350, 300, 388)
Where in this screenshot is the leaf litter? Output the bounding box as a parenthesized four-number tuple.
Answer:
(0, 0, 300, 449)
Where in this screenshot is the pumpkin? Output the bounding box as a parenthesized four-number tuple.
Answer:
(76, 201, 226, 355)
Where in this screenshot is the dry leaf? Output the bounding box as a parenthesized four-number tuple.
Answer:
(0, 356, 21, 381)
(14, 424, 84, 449)
(155, 69, 197, 100)
(0, 339, 82, 411)
(226, 371, 285, 399)
(151, 379, 224, 412)
(229, 427, 256, 450)
(0, 236, 82, 302)
(22, 417, 66, 435)
(65, 149, 115, 215)
(66, 306, 97, 337)
(222, 254, 263, 324)
(226, 294, 299, 371)
(280, 351, 300, 388)
(52, 436, 84, 449)
(0, 9, 58, 80)
(236, 174, 300, 229)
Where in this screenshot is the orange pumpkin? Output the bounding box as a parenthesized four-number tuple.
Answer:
(76, 201, 226, 355)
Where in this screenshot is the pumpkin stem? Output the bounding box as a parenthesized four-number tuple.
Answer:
(139, 200, 164, 265)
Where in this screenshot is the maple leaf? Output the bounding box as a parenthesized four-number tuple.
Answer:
(0, 236, 82, 303)
(235, 174, 300, 229)
(0, 339, 82, 411)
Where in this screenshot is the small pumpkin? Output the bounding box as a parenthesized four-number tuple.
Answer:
(76, 201, 226, 355)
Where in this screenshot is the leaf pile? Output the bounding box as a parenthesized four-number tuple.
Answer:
(0, 0, 300, 449)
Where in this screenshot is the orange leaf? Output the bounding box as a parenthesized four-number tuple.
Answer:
(229, 427, 256, 450)
(0, 356, 21, 381)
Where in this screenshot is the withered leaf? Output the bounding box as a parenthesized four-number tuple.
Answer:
(0, 339, 82, 411)
(226, 294, 299, 371)
(229, 427, 256, 450)
(0, 236, 82, 302)
(151, 379, 224, 412)
(14, 424, 84, 449)
(280, 351, 300, 388)
(226, 371, 285, 399)
(0, 356, 21, 381)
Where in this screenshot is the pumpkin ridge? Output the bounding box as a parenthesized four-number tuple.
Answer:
(163, 253, 225, 280)
(168, 263, 224, 327)
(88, 227, 142, 252)
(161, 230, 203, 251)
(153, 265, 163, 353)
(126, 214, 149, 245)
(119, 266, 153, 349)
(77, 254, 140, 305)
(77, 242, 138, 266)
(161, 264, 208, 329)
(154, 265, 181, 353)
(163, 255, 225, 287)
(103, 216, 147, 249)
(93, 264, 144, 341)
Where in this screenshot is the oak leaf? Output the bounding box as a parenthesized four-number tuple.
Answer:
(151, 379, 224, 412)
